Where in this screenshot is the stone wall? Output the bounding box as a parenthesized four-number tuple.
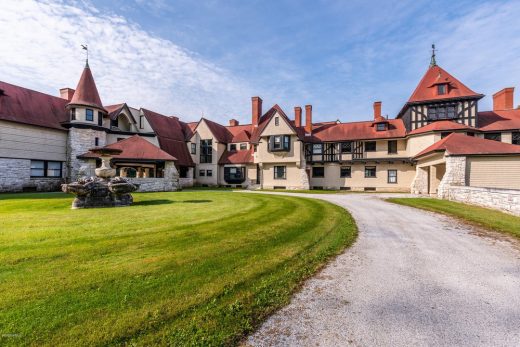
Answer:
(0, 158, 62, 192)
(446, 185, 520, 216)
(67, 128, 106, 181)
(411, 167, 428, 194)
(438, 156, 466, 199)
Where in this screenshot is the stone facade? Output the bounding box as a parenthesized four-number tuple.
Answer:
(411, 167, 428, 194)
(446, 186, 520, 216)
(437, 156, 466, 199)
(127, 161, 179, 192)
(0, 158, 62, 192)
(67, 128, 106, 181)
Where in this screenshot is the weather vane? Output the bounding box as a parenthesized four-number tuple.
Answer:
(81, 44, 89, 67)
(430, 43, 437, 67)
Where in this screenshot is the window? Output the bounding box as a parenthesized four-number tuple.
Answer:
(365, 166, 376, 178)
(206, 170, 213, 177)
(240, 143, 247, 150)
(199, 170, 205, 177)
(95, 137, 99, 146)
(230, 144, 237, 151)
(341, 142, 352, 153)
(86, 109, 94, 121)
(387, 140, 397, 154)
(275, 117, 279, 126)
(111, 117, 119, 128)
(312, 143, 323, 154)
(312, 166, 325, 178)
(179, 166, 188, 178)
(364, 141, 376, 152)
(253, 145, 257, 152)
(191, 143, 196, 154)
(71, 108, 76, 120)
(428, 105, 456, 120)
(440, 132, 452, 139)
(388, 170, 397, 184)
(376, 123, 386, 131)
(437, 84, 447, 95)
(340, 166, 351, 178)
(513, 132, 520, 145)
(117, 138, 124, 142)
(273, 166, 286, 179)
(269, 135, 290, 151)
(200, 139, 212, 163)
(224, 167, 245, 183)
(139, 115, 144, 129)
(484, 133, 501, 141)
(97, 112, 103, 126)
(30, 160, 62, 178)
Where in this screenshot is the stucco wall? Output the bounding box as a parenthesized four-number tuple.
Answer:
(261, 163, 309, 189)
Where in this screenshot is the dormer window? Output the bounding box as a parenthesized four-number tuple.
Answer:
(230, 144, 237, 151)
(85, 109, 94, 121)
(376, 123, 386, 131)
(437, 84, 447, 95)
(275, 117, 280, 126)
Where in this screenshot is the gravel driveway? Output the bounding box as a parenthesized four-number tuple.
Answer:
(245, 193, 520, 347)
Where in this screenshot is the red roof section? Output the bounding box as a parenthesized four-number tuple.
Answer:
(69, 66, 105, 110)
(227, 124, 252, 143)
(142, 108, 194, 167)
(0, 81, 68, 130)
(478, 109, 520, 131)
(218, 148, 254, 164)
(78, 135, 176, 161)
(408, 65, 482, 103)
(415, 133, 520, 158)
(408, 120, 478, 135)
(310, 119, 406, 142)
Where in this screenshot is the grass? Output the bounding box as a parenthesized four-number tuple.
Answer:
(387, 198, 520, 239)
(0, 191, 356, 346)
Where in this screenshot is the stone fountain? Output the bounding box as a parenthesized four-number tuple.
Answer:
(62, 147, 139, 209)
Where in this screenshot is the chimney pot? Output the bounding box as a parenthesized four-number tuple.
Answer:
(373, 101, 382, 120)
(493, 87, 514, 111)
(60, 87, 75, 101)
(229, 119, 239, 126)
(305, 104, 312, 135)
(252, 96, 262, 127)
(294, 106, 302, 127)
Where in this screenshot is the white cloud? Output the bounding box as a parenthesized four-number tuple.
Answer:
(0, 0, 252, 122)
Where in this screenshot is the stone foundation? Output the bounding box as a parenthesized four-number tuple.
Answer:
(0, 158, 63, 192)
(438, 156, 466, 199)
(445, 185, 520, 216)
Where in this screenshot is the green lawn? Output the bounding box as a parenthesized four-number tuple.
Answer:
(0, 191, 356, 346)
(387, 198, 520, 239)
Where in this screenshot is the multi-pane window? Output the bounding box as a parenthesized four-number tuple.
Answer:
(71, 108, 76, 120)
(365, 166, 376, 178)
(30, 160, 62, 177)
(364, 141, 376, 152)
(273, 166, 286, 179)
(484, 133, 501, 142)
(230, 144, 237, 151)
(206, 170, 213, 177)
(199, 170, 205, 177)
(437, 84, 447, 95)
(86, 109, 94, 121)
(376, 123, 386, 131)
(312, 143, 323, 154)
(269, 135, 290, 151)
(340, 166, 351, 178)
(388, 170, 397, 184)
(341, 142, 352, 153)
(428, 105, 456, 120)
(191, 143, 196, 154)
(200, 139, 212, 163)
(512, 132, 520, 145)
(387, 140, 397, 154)
(240, 143, 247, 150)
(224, 167, 245, 183)
(111, 117, 119, 128)
(97, 112, 103, 126)
(312, 166, 325, 178)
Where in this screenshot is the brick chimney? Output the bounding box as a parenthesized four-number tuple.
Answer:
(305, 104, 312, 135)
(229, 119, 239, 126)
(294, 106, 302, 127)
(60, 87, 75, 101)
(493, 87, 514, 111)
(252, 96, 262, 127)
(373, 101, 382, 120)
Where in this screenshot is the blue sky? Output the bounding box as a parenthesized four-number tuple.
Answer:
(1, 0, 519, 124)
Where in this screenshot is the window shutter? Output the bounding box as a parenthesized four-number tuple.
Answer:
(268, 136, 274, 152)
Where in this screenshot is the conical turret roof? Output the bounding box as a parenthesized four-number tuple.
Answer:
(68, 64, 105, 111)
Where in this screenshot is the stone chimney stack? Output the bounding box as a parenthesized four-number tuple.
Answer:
(60, 88, 75, 101)
(493, 87, 514, 111)
(252, 96, 262, 127)
(229, 119, 239, 126)
(305, 104, 313, 135)
(294, 106, 302, 127)
(373, 101, 382, 120)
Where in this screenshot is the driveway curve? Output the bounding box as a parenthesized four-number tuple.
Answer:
(245, 193, 520, 347)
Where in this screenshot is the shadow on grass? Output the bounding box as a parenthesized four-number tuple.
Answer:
(133, 199, 175, 206)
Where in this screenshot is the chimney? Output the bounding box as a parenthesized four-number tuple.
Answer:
(493, 87, 514, 111)
(60, 88, 75, 101)
(294, 106, 302, 127)
(252, 96, 262, 127)
(229, 119, 239, 126)
(305, 104, 312, 134)
(373, 101, 382, 120)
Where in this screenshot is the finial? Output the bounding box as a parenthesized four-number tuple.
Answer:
(81, 44, 89, 68)
(430, 43, 437, 67)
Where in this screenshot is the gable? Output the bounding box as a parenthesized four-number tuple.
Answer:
(259, 111, 296, 137)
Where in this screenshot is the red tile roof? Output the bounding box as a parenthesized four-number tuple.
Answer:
(142, 108, 194, 167)
(201, 118, 231, 143)
(78, 135, 176, 161)
(105, 103, 125, 120)
(415, 133, 520, 158)
(408, 65, 482, 103)
(69, 66, 105, 111)
(478, 109, 520, 131)
(0, 81, 68, 130)
(227, 124, 252, 143)
(408, 120, 478, 135)
(310, 119, 406, 142)
(218, 148, 254, 164)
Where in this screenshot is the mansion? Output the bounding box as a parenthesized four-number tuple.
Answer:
(1, 56, 520, 197)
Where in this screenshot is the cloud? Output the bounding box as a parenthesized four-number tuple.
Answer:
(0, 0, 252, 122)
